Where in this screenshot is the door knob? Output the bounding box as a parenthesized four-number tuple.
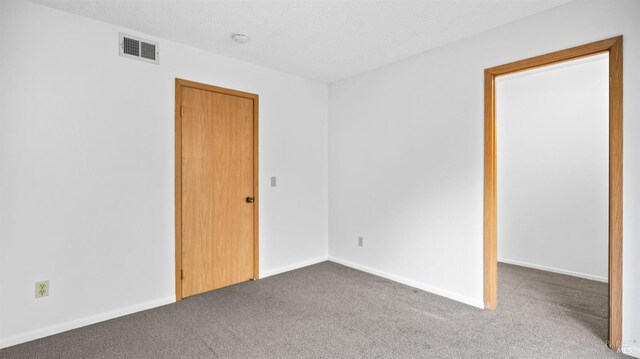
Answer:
(246, 197, 255, 203)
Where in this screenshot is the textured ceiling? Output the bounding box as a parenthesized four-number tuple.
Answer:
(28, 0, 572, 83)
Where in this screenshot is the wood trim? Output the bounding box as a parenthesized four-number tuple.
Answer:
(608, 37, 623, 351)
(483, 69, 497, 311)
(174, 78, 260, 301)
(252, 95, 260, 280)
(174, 80, 183, 301)
(485, 37, 618, 77)
(483, 36, 623, 350)
(176, 79, 259, 102)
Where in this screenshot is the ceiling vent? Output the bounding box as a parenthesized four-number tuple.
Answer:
(119, 33, 159, 64)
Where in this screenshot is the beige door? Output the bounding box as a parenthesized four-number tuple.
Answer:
(180, 85, 256, 298)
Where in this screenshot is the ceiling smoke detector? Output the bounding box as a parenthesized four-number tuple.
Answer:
(231, 33, 249, 43)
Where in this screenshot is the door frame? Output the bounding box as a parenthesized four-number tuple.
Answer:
(483, 36, 623, 350)
(174, 78, 260, 301)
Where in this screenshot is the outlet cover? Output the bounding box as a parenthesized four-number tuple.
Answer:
(35, 280, 49, 298)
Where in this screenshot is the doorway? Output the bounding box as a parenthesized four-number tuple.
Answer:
(175, 79, 259, 301)
(483, 37, 622, 350)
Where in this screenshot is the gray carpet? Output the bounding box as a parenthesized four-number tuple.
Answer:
(0, 262, 628, 358)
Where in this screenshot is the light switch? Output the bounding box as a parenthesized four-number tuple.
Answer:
(270, 176, 277, 187)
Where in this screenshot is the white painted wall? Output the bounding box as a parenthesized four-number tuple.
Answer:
(496, 55, 609, 282)
(0, 0, 328, 348)
(328, 0, 640, 355)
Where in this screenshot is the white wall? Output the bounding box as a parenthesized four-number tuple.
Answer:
(0, 0, 328, 348)
(328, 0, 640, 355)
(497, 55, 609, 282)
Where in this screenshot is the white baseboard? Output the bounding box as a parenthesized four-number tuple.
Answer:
(1, 257, 330, 350)
(498, 258, 608, 283)
(328, 256, 484, 309)
(622, 343, 640, 358)
(0, 296, 175, 350)
(260, 255, 328, 279)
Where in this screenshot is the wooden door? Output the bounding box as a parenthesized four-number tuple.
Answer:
(176, 80, 258, 299)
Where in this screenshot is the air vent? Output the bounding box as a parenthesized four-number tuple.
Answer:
(119, 33, 159, 64)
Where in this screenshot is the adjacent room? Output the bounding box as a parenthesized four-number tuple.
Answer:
(495, 53, 612, 347)
(1, 0, 638, 358)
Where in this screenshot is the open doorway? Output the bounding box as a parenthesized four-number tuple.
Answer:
(483, 37, 623, 350)
(498, 52, 610, 346)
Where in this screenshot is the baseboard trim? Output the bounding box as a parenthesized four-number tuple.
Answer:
(622, 343, 640, 358)
(260, 255, 328, 279)
(498, 258, 608, 283)
(1, 256, 330, 349)
(0, 296, 175, 350)
(328, 256, 484, 309)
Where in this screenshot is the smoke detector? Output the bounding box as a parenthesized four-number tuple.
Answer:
(231, 33, 249, 44)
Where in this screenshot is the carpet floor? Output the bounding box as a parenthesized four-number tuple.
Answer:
(0, 261, 628, 358)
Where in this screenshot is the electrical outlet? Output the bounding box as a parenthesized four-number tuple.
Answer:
(35, 280, 49, 298)
(358, 236, 364, 247)
(270, 176, 277, 187)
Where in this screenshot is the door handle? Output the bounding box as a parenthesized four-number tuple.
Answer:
(246, 197, 255, 203)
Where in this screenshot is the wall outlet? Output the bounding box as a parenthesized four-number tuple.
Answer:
(358, 236, 364, 247)
(270, 176, 277, 187)
(35, 280, 49, 298)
